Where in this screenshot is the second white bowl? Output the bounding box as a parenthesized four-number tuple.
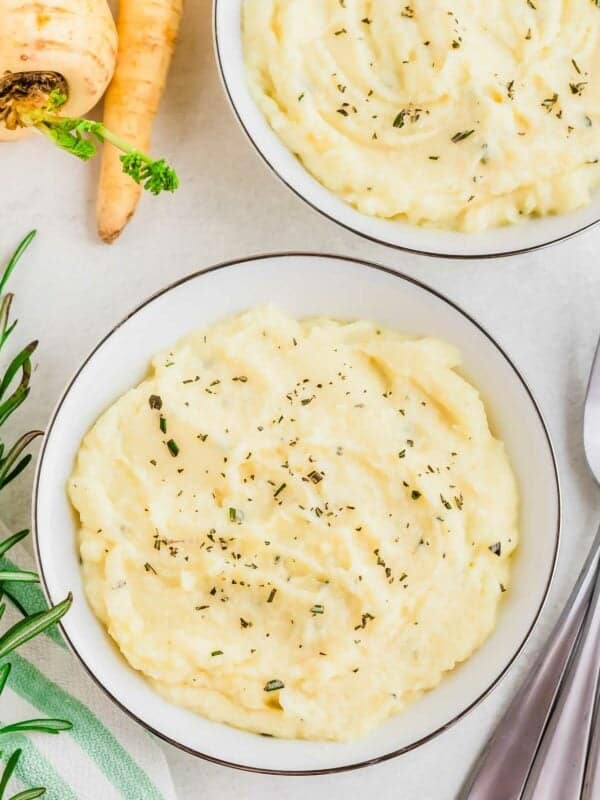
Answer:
(34, 254, 559, 773)
(214, 1, 600, 259)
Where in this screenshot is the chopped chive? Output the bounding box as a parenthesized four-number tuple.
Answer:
(393, 110, 407, 128)
(451, 130, 475, 143)
(211, 650, 223, 657)
(228, 507, 244, 522)
(166, 439, 179, 457)
(440, 494, 452, 510)
(311, 604, 324, 615)
(148, 395, 162, 410)
(159, 415, 167, 434)
(264, 679, 284, 692)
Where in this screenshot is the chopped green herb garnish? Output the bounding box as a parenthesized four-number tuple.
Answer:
(229, 507, 243, 522)
(569, 82, 587, 96)
(264, 679, 285, 692)
(393, 110, 407, 128)
(542, 93, 559, 112)
(166, 439, 179, 457)
(451, 130, 474, 143)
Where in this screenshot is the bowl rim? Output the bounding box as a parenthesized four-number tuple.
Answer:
(32, 252, 562, 775)
(212, 0, 600, 261)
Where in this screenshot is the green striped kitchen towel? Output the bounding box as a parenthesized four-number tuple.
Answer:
(0, 531, 178, 800)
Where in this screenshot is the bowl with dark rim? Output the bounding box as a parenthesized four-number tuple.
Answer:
(213, 1, 600, 260)
(34, 253, 560, 774)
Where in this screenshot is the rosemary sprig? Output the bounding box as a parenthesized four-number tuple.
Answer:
(0, 571, 38, 585)
(0, 597, 72, 661)
(0, 531, 28, 560)
(0, 750, 23, 799)
(0, 236, 42, 490)
(6, 788, 47, 800)
(0, 232, 72, 798)
(0, 720, 72, 737)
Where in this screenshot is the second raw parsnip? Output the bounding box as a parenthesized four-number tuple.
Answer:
(97, 0, 183, 244)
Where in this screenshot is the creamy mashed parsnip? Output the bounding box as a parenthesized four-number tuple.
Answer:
(69, 307, 518, 741)
(243, 0, 600, 232)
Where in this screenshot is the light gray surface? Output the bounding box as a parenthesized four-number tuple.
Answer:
(2, 2, 600, 798)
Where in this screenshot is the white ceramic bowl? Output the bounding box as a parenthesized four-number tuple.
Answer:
(34, 254, 560, 774)
(213, 1, 600, 260)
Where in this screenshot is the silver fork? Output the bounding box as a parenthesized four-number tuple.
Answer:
(458, 336, 600, 800)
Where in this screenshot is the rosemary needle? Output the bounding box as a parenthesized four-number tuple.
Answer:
(0, 233, 74, 799)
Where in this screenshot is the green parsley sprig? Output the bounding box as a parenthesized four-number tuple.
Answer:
(22, 92, 178, 196)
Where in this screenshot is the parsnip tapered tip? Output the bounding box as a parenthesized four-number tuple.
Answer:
(98, 219, 133, 244)
(97, 183, 140, 243)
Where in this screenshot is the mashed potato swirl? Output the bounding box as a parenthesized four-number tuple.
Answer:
(243, 0, 600, 231)
(69, 308, 518, 740)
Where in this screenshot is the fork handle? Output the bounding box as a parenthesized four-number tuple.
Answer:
(524, 559, 600, 798)
(582, 681, 600, 800)
(458, 526, 600, 800)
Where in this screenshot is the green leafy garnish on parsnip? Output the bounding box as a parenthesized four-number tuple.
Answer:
(26, 91, 178, 196)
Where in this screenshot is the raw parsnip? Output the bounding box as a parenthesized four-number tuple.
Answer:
(0, 0, 117, 141)
(97, 0, 183, 243)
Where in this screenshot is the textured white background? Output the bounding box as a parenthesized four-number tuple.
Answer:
(2, 2, 600, 798)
